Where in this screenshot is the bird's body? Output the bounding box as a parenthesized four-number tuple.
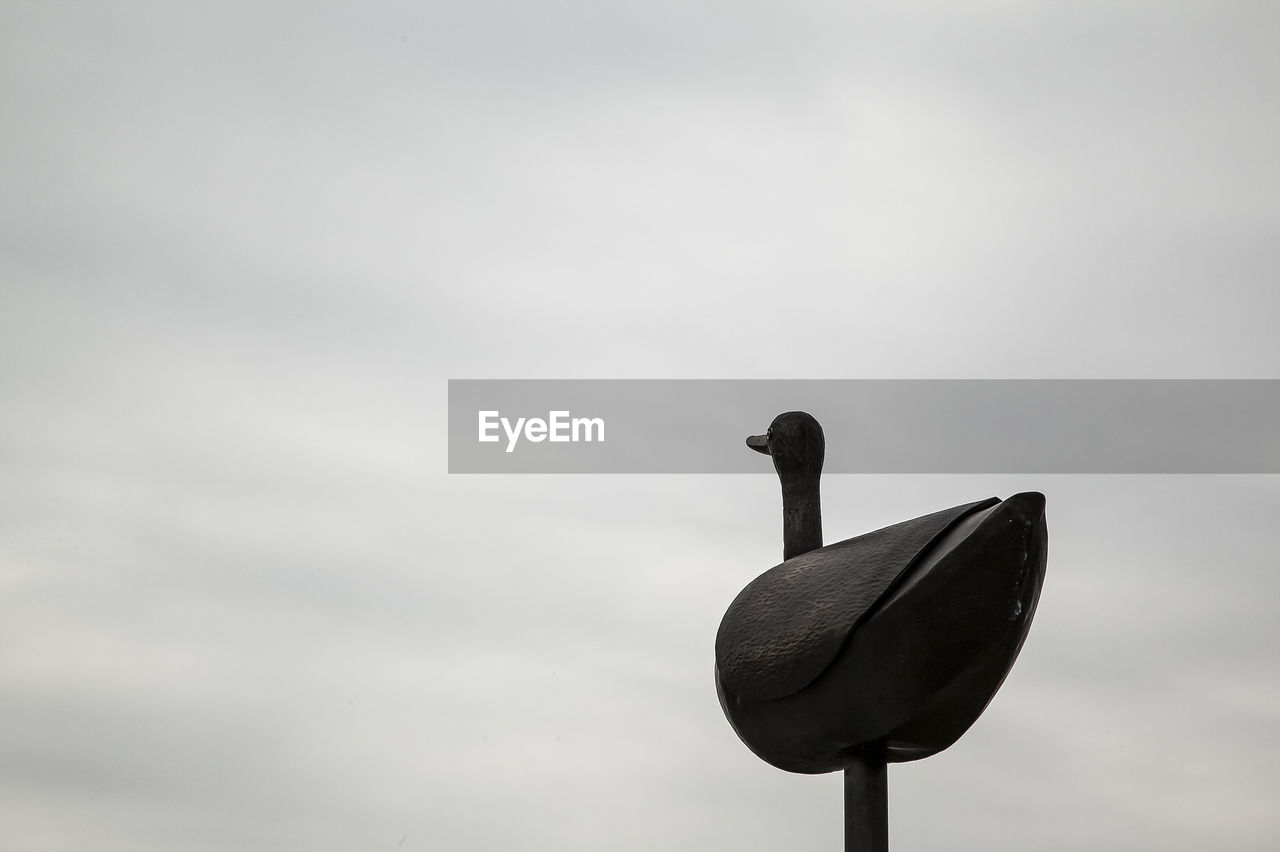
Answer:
(716, 412, 1048, 775)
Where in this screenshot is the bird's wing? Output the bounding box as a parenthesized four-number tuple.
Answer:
(715, 497, 999, 702)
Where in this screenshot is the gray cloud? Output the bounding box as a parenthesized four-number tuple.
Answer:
(2, 2, 1278, 850)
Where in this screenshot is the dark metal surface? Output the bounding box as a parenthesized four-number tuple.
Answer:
(716, 411, 1048, 848)
(716, 498, 998, 703)
(844, 755, 887, 852)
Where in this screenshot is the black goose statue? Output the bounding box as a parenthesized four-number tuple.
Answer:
(715, 411, 1047, 851)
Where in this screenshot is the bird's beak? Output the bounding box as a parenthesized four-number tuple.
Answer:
(745, 434, 771, 455)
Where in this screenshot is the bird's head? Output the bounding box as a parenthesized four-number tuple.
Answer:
(746, 411, 825, 478)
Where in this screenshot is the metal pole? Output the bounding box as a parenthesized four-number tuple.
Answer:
(844, 754, 887, 852)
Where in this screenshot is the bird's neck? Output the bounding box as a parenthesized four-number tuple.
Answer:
(780, 473, 823, 560)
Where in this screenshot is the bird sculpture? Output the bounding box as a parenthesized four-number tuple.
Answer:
(715, 411, 1047, 850)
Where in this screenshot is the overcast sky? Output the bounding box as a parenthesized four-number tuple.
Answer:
(2, 2, 1278, 850)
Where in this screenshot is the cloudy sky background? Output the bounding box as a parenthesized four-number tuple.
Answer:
(3, 2, 1278, 850)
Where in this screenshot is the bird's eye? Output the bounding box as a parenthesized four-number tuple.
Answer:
(766, 428, 773, 440)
